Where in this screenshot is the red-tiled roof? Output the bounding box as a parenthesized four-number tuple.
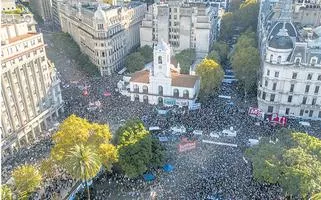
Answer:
(130, 69, 199, 88)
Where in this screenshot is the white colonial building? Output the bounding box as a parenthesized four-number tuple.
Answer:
(125, 40, 200, 106)
(140, 0, 219, 58)
(1, 22, 64, 158)
(59, 1, 146, 76)
(257, 0, 321, 120)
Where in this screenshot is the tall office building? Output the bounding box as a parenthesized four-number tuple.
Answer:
(257, 0, 321, 120)
(29, 0, 53, 22)
(140, 0, 219, 58)
(1, 22, 63, 158)
(59, 1, 146, 76)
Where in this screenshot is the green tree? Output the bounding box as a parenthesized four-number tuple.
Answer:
(212, 41, 229, 62)
(196, 58, 224, 99)
(229, 0, 242, 11)
(63, 144, 101, 200)
(138, 45, 153, 63)
(1, 185, 13, 200)
(207, 50, 221, 64)
(220, 12, 235, 41)
(125, 52, 145, 73)
(115, 119, 165, 178)
(12, 165, 42, 199)
(175, 49, 196, 74)
(231, 46, 259, 99)
(51, 115, 117, 172)
(312, 192, 321, 200)
(246, 130, 321, 199)
(234, 30, 256, 53)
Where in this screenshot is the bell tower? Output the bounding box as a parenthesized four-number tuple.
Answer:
(152, 40, 171, 78)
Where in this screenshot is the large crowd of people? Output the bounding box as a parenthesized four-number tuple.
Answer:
(2, 30, 320, 200)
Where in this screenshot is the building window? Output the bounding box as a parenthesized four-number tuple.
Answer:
(133, 84, 139, 92)
(292, 72, 297, 79)
(265, 80, 268, 87)
(305, 85, 310, 93)
(302, 96, 307, 104)
(285, 108, 290, 115)
(173, 89, 179, 97)
(315, 86, 320, 94)
(270, 94, 275, 102)
(277, 56, 281, 64)
(158, 85, 163, 95)
(267, 70, 270, 76)
(269, 55, 273, 63)
(267, 106, 273, 113)
(102, 52, 105, 57)
(143, 95, 148, 103)
(300, 109, 304, 116)
(274, 71, 279, 78)
(134, 94, 139, 101)
(318, 75, 321, 81)
(158, 56, 162, 64)
(311, 58, 316, 66)
(307, 73, 313, 80)
(295, 58, 300, 65)
(312, 98, 317, 105)
(319, 111, 321, 118)
(288, 95, 292, 103)
(309, 110, 313, 117)
(178, 89, 186, 99)
(142, 85, 148, 94)
(262, 92, 266, 100)
(272, 83, 277, 91)
(290, 84, 294, 93)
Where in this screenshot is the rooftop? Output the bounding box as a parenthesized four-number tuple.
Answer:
(7, 33, 37, 44)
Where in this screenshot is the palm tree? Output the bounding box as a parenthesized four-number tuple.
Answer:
(63, 144, 101, 200)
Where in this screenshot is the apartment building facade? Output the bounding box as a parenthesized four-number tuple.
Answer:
(59, 1, 146, 76)
(140, 0, 219, 58)
(30, 0, 53, 22)
(257, 0, 321, 120)
(1, 22, 63, 158)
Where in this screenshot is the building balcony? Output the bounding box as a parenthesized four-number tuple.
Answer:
(130, 90, 196, 100)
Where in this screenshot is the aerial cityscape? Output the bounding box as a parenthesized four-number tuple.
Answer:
(0, 0, 320, 199)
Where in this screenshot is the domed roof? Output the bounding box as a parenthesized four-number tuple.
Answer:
(94, 5, 107, 22)
(269, 36, 293, 49)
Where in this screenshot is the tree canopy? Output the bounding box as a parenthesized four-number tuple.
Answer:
(175, 49, 196, 74)
(246, 129, 321, 198)
(1, 185, 12, 200)
(219, 0, 259, 41)
(212, 42, 229, 63)
(125, 52, 145, 73)
(231, 31, 259, 97)
(51, 115, 117, 170)
(138, 45, 153, 63)
(115, 119, 165, 178)
(196, 58, 224, 99)
(12, 165, 42, 199)
(207, 50, 221, 64)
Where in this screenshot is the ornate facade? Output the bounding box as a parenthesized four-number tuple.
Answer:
(257, 0, 321, 120)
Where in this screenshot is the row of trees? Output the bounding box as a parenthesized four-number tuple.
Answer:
(175, 49, 196, 74)
(220, 0, 259, 41)
(1, 115, 166, 200)
(52, 33, 100, 76)
(230, 30, 260, 100)
(246, 129, 321, 199)
(125, 45, 153, 73)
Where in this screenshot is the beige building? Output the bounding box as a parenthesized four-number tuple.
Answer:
(59, 1, 147, 76)
(140, 0, 219, 58)
(29, 0, 53, 22)
(257, 0, 321, 120)
(1, 22, 63, 158)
